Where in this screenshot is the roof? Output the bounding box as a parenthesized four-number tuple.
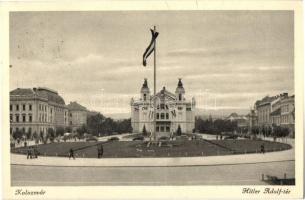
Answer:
(153, 87, 176, 101)
(226, 113, 248, 121)
(270, 107, 281, 116)
(10, 88, 34, 96)
(67, 101, 87, 111)
(10, 87, 65, 105)
(255, 95, 279, 107)
(36, 88, 65, 105)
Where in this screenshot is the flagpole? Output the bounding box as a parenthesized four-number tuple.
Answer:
(153, 25, 157, 141)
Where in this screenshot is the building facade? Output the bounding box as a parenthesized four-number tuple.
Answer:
(254, 93, 295, 135)
(10, 87, 69, 136)
(130, 78, 196, 138)
(67, 101, 88, 132)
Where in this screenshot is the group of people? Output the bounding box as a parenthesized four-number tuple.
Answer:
(26, 146, 39, 159)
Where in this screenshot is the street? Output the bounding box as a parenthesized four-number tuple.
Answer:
(11, 160, 294, 186)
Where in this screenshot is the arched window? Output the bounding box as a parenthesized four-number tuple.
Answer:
(179, 94, 182, 101)
(143, 94, 146, 101)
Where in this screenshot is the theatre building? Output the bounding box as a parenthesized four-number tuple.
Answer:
(130, 78, 196, 138)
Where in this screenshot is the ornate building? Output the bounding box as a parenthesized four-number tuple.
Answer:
(130, 78, 196, 138)
(10, 87, 69, 136)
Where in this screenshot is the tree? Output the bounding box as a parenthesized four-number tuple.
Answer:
(56, 126, 65, 136)
(65, 126, 72, 133)
(12, 129, 23, 140)
(142, 125, 147, 136)
(76, 125, 87, 138)
(26, 131, 32, 140)
(176, 125, 182, 136)
(47, 128, 55, 142)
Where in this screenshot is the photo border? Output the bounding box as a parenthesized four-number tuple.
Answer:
(0, 1, 303, 199)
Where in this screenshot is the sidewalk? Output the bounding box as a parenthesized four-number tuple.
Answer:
(11, 143, 294, 167)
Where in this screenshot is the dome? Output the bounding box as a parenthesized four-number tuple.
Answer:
(140, 78, 150, 93)
(36, 87, 66, 105)
(175, 78, 185, 94)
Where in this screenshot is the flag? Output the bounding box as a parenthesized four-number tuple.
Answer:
(143, 29, 159, 66)
(171, 110, 176, 117)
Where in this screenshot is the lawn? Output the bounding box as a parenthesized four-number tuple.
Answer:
(11, 139, 291, 158)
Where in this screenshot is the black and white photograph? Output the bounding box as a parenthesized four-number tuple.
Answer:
(1, 1, 304, 199)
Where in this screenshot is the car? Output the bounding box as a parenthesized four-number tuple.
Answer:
(107, 137, 119, 141)
(85, 136, 98, 142)
(133, 136, 144, 141)
(224, 135, 238, 140)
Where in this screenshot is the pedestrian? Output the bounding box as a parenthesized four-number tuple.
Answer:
(69, 148, 75, 160)
(98, 144, 104, 158)
(34, 147, 39, 158)
(97, 146, 101, 158)
(260, 144, 265, 154)
(26, 147, 31, 159)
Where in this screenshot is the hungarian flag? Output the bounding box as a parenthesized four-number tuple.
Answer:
(143, 29, 159, 66)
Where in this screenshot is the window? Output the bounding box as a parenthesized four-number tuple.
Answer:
(23, 104, 26, 111)
(179, 94, 182, 101)
(29, 104, 32, 111)
(29, 115, 32, 122)
(166, 113, 169, 119)
(51, 108, 53, 114)
(186, 107, 191, 111)
(160, 126, 164, 132)
(10, 114, 13, 122)
(28, 128, 32, 134)
(161, 113, 164, 119)
(16, 105, 19, 111)
(143, 94, 146, 101)
(22, 115, 26, 122)
(16, 115, 19, 122)
(166, 126, 170, 132)
(156, 126, 159, 132)
(160, 104, 165, 109)
(157, 113, 159, 119)
(10, 104, 12, 111)
(178, 107, 183, 110)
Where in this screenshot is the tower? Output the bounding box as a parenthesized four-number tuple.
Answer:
(175, 78, 185, 101)
(140, 78, 150, 102)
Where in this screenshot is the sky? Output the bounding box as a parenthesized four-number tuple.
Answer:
(9, 11, 294, 118)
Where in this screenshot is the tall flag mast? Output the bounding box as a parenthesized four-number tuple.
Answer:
(143, 26, 159, 141)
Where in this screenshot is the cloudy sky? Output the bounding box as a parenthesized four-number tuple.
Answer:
(10, 11, 294, 117)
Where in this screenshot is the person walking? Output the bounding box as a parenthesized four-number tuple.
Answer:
(98, 144, 104, 158)
(260, 144, 265, 154)
(26, 147, 32, 159)
(69, 148, 75, 160)
(97, 146, 101, 158)
(34, 147, 39, 158)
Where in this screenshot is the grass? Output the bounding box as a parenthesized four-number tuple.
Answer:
(11, 139, 291, 158)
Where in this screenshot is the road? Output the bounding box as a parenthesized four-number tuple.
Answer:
(11, 160, 294, 186)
